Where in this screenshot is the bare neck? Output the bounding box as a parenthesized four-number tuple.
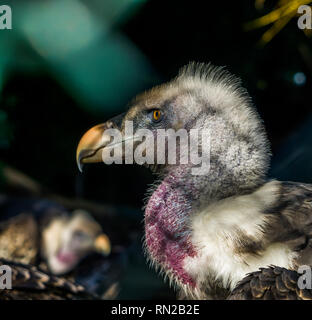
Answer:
(144, 169, 202, 288)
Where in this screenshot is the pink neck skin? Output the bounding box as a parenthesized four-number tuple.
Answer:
(145, 173, 197, 288)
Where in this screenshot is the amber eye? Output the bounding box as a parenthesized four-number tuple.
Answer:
(152, 109, 162, 122)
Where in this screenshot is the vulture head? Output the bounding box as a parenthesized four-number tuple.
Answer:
(42, 210, 111, 275)
(76, 63, 271, 297)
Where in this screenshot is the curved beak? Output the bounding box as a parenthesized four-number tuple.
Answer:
(94, 233, 111, 256)
(76, 113, 125, 172)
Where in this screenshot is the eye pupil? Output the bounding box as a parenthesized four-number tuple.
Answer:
(153, 110, 161, 121)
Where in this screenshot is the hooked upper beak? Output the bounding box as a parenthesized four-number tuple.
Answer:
(94, 233, 111, 256)
(76, 113, 125, 172)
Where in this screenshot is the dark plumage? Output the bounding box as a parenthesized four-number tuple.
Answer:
(0, 195, 116, 299)
(0, 195, 111, 275)
(0, 213, 38, 265)
(229, 266, 312, 300)
(0, 258, 94, 300)
(76, 62, 312, 299)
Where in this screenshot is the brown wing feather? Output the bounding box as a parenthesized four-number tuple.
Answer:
(0, 214, 39, 265)
(0, 258, 95, 300)
(229, 182, 312, 300)
(228, 266, 312, 300)
(263, 182, 312, 267)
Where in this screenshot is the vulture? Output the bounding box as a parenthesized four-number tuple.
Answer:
(0, 196, 111, 275)
(76, 62, 312, 300)
(0, 197, 118, 299)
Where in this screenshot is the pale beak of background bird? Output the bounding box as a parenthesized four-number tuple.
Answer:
(76, 113, 126, 172)
(94, 234, 111, 256)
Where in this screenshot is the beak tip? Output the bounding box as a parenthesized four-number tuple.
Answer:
(76, 150, 84, 173)
(77, 160, 84, 173)
(95, 234, 111, 256)
(76, 123, 110, 170)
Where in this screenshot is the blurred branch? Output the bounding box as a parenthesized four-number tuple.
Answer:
(245, 0, 308, 30)
(245, 0, 312, 45)
(1, 163, 42, 196)
(259, 12, 295, 45)
(0, 163, 142, 222)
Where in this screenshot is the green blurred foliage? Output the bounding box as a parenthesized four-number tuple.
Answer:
(0, 0, 156, 139)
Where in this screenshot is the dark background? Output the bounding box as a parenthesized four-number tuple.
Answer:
(0, 0, 311, 298)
